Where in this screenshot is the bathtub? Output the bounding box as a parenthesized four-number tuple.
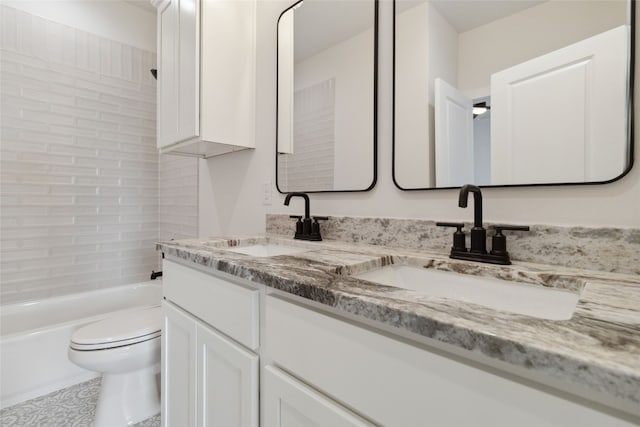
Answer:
(0, 281, 162, 409)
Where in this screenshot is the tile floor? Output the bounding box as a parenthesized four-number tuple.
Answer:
(0, 378, 160, 427)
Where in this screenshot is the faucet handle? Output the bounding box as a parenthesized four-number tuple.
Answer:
(491, 224, 530, 257)
(289, 215, 303, 236)
(436, 222, 464, 230)
(436, 222, 466, 252)
(308, 216, 328, 241)
(493, 224, 530, 233)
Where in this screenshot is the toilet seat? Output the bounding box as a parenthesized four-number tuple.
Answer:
(70, 306, 161, 351)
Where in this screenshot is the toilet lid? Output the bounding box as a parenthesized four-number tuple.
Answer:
(70, 306, 161, 351)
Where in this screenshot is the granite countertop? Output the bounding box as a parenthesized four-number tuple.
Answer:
(157, 235, 640, 414)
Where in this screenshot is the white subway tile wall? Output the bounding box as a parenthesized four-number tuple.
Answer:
(159, 155, 198, 242)
(0, 6, 167, 304)
(278, 78, 336, 191)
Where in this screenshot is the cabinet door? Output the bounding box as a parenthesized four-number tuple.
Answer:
(200, 0, 255, 149)
(196, 322, 259, 427)
(157, 0, 199, 148)
(176, 0, 199, 142)
(162, 301, 197, 427)
(157, 0, 178, 147)
(263, 365, 373, 427)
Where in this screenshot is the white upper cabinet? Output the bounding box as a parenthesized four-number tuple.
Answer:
(153, 0, 256, 157)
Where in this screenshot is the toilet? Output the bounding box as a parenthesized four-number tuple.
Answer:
(68, 306, 161, 427)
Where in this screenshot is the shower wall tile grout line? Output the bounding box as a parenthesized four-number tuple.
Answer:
(0, 5, 198, 304)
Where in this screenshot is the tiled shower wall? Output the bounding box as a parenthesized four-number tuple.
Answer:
(0, 6, 162, 304)
(278, 78, 336, 191)
(159, 155, 198, 241)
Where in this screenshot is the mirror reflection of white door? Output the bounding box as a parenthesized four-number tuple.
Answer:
(490, 26, 628, 185)
(434, 78, 474, 187)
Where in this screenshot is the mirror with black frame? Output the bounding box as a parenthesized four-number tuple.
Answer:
(277, 0, 377, 193)
(394, 0, 634, 190)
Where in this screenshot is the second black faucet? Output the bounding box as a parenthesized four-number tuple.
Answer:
(437, 185, 529, 265)
(284, 192, 328, 241)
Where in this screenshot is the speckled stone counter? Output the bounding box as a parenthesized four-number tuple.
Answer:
(157, 236, 640, 417)
(267, 214, 640, 275)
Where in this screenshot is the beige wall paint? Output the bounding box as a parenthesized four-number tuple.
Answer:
(198, 0, 639, 238)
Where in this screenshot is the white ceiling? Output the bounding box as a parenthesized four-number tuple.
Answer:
(430, 0, 546, 33)
(291, 0, 547, 62)
(124, 0, 156, 14)
(293, 1, 375, 61)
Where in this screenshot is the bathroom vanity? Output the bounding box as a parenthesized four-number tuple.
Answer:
(161, 260, 259, 426)
(158, 236, 640, 426)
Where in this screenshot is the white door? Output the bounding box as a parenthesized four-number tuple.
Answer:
(157, 0, 199, 148)
(490, 25, 629, 185)
(176, 0, 200, 143)
(434, 78, 475, 187)
(196, 322, 259, 427)
(263, 365, 374, 427)
(162, 301, 197, 427)
(157, 0, 177, 148)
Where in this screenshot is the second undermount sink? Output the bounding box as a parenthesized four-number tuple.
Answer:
(354, 265, 580, 320)
(225, 244, 309, 257)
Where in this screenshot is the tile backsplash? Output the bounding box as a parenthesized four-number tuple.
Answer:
(0, 6, 160, 303)
(267, 214, 640, 275)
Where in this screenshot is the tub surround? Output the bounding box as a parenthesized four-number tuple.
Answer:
(157, 235, 640, 416)
(267, 214, 640, 275)
(0, 5, 160, 306)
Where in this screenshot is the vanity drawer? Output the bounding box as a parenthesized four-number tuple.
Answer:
(163, 259, 259, 350)
(264, 295, 632, 426)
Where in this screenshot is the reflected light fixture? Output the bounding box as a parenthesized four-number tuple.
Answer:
(473, 102, 490, 118)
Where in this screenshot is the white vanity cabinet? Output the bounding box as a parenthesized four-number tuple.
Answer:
(265, 295, 637, 427)
(153, 0, 255, 157)
(162, 301, 197, 427)
(160, 258, 636, 427)
(263, 365, 374, 427)
(161, 260, 259, 427)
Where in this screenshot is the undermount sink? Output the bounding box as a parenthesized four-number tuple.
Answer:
(225, 244, 309, 257)
(354, 265, 579, 320)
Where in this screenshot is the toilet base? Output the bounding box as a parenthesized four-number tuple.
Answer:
(94, 365, 160, 427)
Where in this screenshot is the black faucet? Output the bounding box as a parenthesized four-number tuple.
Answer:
(284, 192, 328, 241)
(437, 185, 529, 265)
(459, 184, 486, 254)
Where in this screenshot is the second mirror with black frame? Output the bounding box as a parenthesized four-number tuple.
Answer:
(276, 0, 378, 193)
(394, 0, 633, 190)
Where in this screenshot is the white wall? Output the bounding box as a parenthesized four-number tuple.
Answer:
(394, 2, 457, 189)
(294, 26, 375, 190)
(394, 2, 430, 188)
(198, 0, 640, 238)
(2, 0, 156, 52)
(473, 113, 491, 186)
